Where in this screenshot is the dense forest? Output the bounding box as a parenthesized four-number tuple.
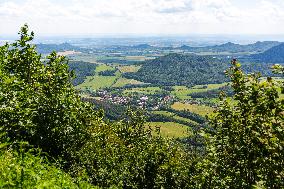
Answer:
(0, 25, 283, 188)
(68, 61, 98, 85)
(124, 53, 230, 87)
(124, 53, 277, 87)
(250, 43, 284, 63)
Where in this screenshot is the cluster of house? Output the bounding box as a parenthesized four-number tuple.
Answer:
(98, 91, 130, 105)
(97, 90, 174, 110)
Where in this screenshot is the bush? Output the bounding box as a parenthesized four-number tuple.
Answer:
(201, 60, 284, 188)
(0, 143, 96, 188)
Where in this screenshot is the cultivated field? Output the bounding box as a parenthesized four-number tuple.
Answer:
(171, 102, 214, 117)
(112, 77, 145, 87)
(147, 122, 190, 138)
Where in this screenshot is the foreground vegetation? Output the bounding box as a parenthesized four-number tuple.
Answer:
(0, 25, 283, 188)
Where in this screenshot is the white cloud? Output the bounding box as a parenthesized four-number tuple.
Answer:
(1, 0, 284, 35)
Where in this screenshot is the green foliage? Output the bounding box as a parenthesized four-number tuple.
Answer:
(0, 143, 96, 189)
(68, 61, 97, 86)
(98, 69, 117, 76)
(70, 110, 196, 188)
(251, 43, 284, 63)
(2, 25, 283, 189)
(202, 60, 284, 188)
(0, 24, 97, 160)
(124, 53, 230, 87)
(125, 53, 278, 88)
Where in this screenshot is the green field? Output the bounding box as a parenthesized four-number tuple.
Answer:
(171, 102, 214, 117)
(95, 64, 115, 73)
(76, 75, 118, 91)
(117, 65, 141, 73)
(192, 83, 228, 89)
(147, 122, 190, 138)
(171, 83, 228, 100)
(170, 86, 191, 100)
(112, 77, 145, 87)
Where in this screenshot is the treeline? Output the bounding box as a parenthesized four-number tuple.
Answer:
(189, 85, 233, 98)
(68, 61, 97, 85)
(98, 69, 117, 76)
(165, 108, 206, 124)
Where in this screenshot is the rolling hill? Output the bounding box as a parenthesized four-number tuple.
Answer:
(250, 43, 284, 63)
(124, 53, 230, 87)
(177, 41, 281, 53)
(124, 53, 278, 87)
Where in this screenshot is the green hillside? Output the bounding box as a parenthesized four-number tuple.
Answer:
(250, 43, 284, 63)
(124, 53, 230, 87)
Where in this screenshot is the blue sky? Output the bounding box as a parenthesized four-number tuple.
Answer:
(1, 0, 284, 35)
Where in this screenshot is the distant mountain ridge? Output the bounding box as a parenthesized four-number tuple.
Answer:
(177, 41, 281, 53)
(249, 43, 284, 63)
(106, 41, 281, 54)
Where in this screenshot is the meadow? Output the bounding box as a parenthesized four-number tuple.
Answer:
(171, 102, 215, 117)
(171, 83, 228, 100)
(117, 65, 141, 73)
(147, 122, 190, 138)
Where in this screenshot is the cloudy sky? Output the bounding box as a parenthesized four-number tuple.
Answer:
(1, 0, 284, 36)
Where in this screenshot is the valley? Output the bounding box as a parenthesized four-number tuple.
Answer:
(50, 40, 284, 139)
(1, 23, 283, 188)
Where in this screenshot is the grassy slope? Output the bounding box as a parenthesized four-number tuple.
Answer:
(171, 102, 214, 117)
(147, 122, 190, 138)
(171, 83, 228, 100)
(117, 65, 141, 73)
(77, 64, 146, 90)
(76, 64, 118, 90)
(76, 75, 118, 90)
(95, 64, 115, 72)
(112, 77, 145, 87)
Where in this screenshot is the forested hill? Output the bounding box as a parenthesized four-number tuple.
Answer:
(250, 43, 284, 63)
(178, 41, 281, 53)
(124, 53, 230, 87)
